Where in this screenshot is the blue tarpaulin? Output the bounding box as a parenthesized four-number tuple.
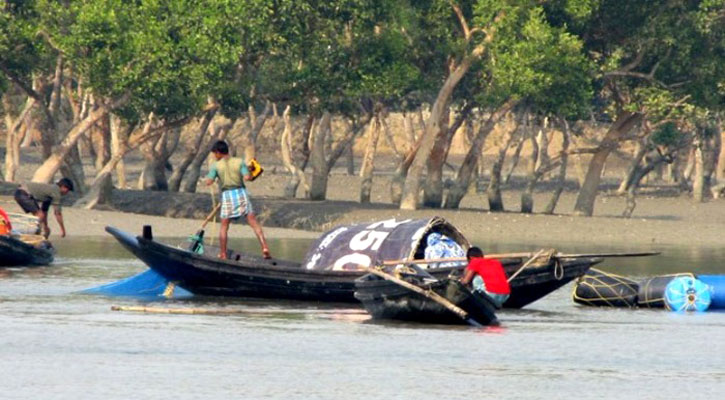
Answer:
(80, 269, 192, 299)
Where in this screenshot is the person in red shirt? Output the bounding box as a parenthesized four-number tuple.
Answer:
(460, 246, 511, 308)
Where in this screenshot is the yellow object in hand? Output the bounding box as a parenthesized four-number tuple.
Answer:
(248, 158, 264, 181)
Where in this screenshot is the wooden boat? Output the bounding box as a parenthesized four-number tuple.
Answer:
(0, 234, 54, 267)
(354, 269, 499, 326)
(104, 217, 601, 307)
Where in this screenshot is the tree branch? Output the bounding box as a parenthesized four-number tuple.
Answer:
(0, 62, 55, 127)
(449, 1, 471, 40)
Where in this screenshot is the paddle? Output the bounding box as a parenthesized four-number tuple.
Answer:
(381, 251, 660, 266)
(187, 203, 222, 254)
(361, 266, 485, 327)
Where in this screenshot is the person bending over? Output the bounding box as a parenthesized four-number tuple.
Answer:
(460, 246, 511, 308)
(204, 140, 271, 260)
(14, 178, 73, 238)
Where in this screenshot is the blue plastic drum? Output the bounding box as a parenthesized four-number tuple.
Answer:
(664, 276, 711, 312)
(697, 275, 725, 310)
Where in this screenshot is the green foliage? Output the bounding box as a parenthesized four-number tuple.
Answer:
(571, 0, 725, 122)
(2, 0, 722, 130)
(474, 1, 593, 118)
(651, 122, 684, 146)
(254, 0, 425, 115)
(41, 0, 251, 120)
(0, 0, 53, 93)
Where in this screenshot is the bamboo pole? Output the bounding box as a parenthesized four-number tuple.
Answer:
(381, 251, 659, 266)
(361, 267, 484, 327)
(506, 249, 547, 283)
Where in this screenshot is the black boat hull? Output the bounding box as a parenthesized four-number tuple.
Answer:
(355, 275, 498, 325)
(106, 226, 600, 307)
(0, 235, 54, 267)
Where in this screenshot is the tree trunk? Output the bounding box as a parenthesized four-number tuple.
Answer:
(704, 125, 720, 187)
(390, 128, 425, 205)
(400, 55, 477, 210)
(110, 115, 127, 188)
(280, 107, 311, 198)
(3, 94, 34, 182)
(79, 114, 156, 208)
(616, 138, 647, 195)
(88, 114, 113, 200)
(345, 143, 355, 175)
(520, 120, 539, 214)
(717, 119, 725, 181)
(444, 101, 515, 209)
(168, 109, 216, 191)
(309, 112, 332, 201)
(240, 102, 271, 161)
(535, 117, 550, 171)
(573, 111, 642, 216)
(31, 94, 129, 183)
(181, 118, 229, 193)
(487, 111, 525, 211)
(544, 119, 571, 215)
(503, 136, 525, 184)
(359, 113, 381, 204)
(140, 158, 169, 191)
(380, 111, 401, 163)
(683, 146, 696, 181)
(692, 138, 708, 202)
(59, 146, 86, 194)
(308, 111, 371, 201)
(487, 123, 519, 212)
(424, 105, 472, 208)
(622, 155, 668, 218)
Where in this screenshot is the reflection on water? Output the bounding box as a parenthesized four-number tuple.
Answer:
(1, 236, 724, 399)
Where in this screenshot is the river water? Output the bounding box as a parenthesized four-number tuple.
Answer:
(1, 236, 724, 400)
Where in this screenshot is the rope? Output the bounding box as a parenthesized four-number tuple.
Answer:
(571, 268, 639, 307)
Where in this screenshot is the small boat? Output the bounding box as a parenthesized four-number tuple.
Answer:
(0, 234, 54, 267)
(354, 268, 499, 326)
(0, 207, 53, 267)
(102, 217, 602, 307)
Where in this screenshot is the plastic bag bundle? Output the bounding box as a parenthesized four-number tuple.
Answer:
(423, 232, 466, 268)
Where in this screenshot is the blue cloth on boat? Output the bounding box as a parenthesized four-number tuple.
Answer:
(424, 232, 466, 268)
(221, 187, 252, 219)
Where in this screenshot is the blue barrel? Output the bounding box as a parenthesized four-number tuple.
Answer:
(664, 276, 711, 312)
(698, 275, 725, 310)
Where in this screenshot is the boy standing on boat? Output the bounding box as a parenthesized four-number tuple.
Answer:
(204, 140, 271, 260)
(14, 178, 74, 238)
(460, 246, 510, 307)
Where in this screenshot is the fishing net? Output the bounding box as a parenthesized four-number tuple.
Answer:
(572, 268, 639, 308)
(80, 269, 192, 299)
(638, 273, 695, 308)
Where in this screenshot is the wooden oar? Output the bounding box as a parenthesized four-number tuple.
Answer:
(187, 203, 222, 252)
(362, 267, 484, 327)
(382, 251, 660, 266)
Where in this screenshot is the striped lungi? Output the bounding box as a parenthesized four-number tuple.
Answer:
(220, 187, 253, 219)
